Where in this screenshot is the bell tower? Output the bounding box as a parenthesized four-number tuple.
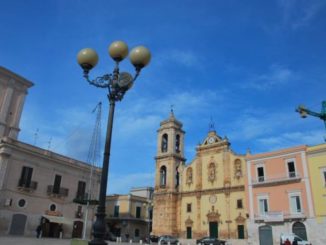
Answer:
(152, 110, 185, 236)
(0, 67, 33, 140)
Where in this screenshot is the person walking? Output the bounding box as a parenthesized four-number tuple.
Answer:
(36, 225, 42, 238)
(284, 238, 291, 245)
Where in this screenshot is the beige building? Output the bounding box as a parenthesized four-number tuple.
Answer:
(0, 67, 101, 238)
(152, 112, 247, 240)
(105, 187, 153, 242)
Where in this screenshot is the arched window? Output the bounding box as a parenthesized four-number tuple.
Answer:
(161, 134, 168, 153)
(175, 134, 180, 152)
(160, 166, 167, 187)
(292, 222, 307, 241)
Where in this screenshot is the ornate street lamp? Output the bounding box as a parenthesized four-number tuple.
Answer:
(77, 41, 151, 245)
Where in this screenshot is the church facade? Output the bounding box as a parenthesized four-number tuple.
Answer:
(152, 112, 247, 240)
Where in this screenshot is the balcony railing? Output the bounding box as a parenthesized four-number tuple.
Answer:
(47, 185, 69, 197)
(75, 192, 89, 201)
(252, 172, 301, 186)
(254, 210, 306, 222)
(17, 180, 38, 191)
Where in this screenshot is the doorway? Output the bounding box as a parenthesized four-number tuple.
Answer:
(258, 225, 273, 245)
(209, 222, 218, 238)
(9, 214, 27, 235)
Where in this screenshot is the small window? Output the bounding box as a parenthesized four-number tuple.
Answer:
(257, 167, 265, 182)
(323, 170, 326, 186)
(237, 199, 243, 209)
(161, 134, 168, 153)
(259, 198, 268, 215)
(136, 206, 141, 218)
(187, 203, 192, 213)
(18, 199, 26, 208)
(290, 195, 302, 213)
(19, 166, 33, 187)
(50, 204, 56, 211)
(114, 205, 119, 217)
(175, 134, 180, 153)
(160, 166, 167, 187)
(287, 161, 296, 178)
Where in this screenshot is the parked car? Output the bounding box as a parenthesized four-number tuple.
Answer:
(158, 235, 179, 244)
(196, 237, 226, 245)
(150, 235, 160, 243)
(280, 233, 311, 245)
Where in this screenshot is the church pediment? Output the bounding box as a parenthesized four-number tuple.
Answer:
(206, 207, 221, 222)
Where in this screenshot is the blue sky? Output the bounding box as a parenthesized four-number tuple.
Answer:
(1, 0, 325, 194)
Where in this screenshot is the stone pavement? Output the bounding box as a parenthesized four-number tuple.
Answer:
(0, 236, 72, 245)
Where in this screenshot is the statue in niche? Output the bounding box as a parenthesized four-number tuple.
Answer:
(234, 159, 242, 178)
(186, 168, 193, 184)
(208, 162, 216, 182)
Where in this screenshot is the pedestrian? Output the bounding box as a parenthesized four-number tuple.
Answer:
(292, 239, 298, 245)
(284, 238, 291, 245)
(36, 225, 42, 238)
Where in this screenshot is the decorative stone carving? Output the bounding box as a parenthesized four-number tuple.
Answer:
(186, 167, 193, 184)
(185, 216, 193, 226)
(206, 206, 221, 222)
(235, 212, 246, 224)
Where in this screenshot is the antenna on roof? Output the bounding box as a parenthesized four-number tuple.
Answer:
(33, 128, 39, 146)
(47, 137, 52, 150)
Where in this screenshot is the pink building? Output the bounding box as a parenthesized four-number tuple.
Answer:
(245, 145, 314, 245)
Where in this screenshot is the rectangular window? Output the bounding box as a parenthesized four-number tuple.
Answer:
(187, 203, 192, 213)
(53, 175, 62, 194)
(136, 206, 141, 218)
(237, 199, 243, 209)
(257, 167, 265, 182)
(114, 205, 119, 217)
(287, 161, 296, 178)
(19, 166, 33, 187)
(259, 198, 268, 215)
(76, 181, 86, 199)
(290, 195, 302, 213)
(323, 170, 326, 186)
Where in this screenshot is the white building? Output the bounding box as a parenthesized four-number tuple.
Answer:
(0, 66, 101, 238)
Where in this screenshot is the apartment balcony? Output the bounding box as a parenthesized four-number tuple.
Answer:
(252, 172, 301, 187)
(47, 185, 69, 197)
(254, 210, 307, 223)
(17, 180, 38, 192)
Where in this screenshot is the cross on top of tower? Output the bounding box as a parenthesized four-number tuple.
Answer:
(209, 117, 215, 132)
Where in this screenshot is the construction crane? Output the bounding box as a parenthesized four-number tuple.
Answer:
(82, 102, 102, 239)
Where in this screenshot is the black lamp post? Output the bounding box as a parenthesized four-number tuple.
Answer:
(77, 41, 151, 245)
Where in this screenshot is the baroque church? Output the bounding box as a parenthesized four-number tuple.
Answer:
(152, 111, 247, 240)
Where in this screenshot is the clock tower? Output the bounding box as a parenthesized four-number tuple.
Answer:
(152, 110, 185, 236)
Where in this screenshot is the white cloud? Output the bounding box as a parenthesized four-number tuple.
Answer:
(256, 130, 325, 151)
(108, 172, 155, 194)
(155, 49, 202, 68)
(244, 64, 298, 90)
(278, 0, 325, 30)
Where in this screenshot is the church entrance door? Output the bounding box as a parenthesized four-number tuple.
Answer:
(209, 222, 218, 238)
